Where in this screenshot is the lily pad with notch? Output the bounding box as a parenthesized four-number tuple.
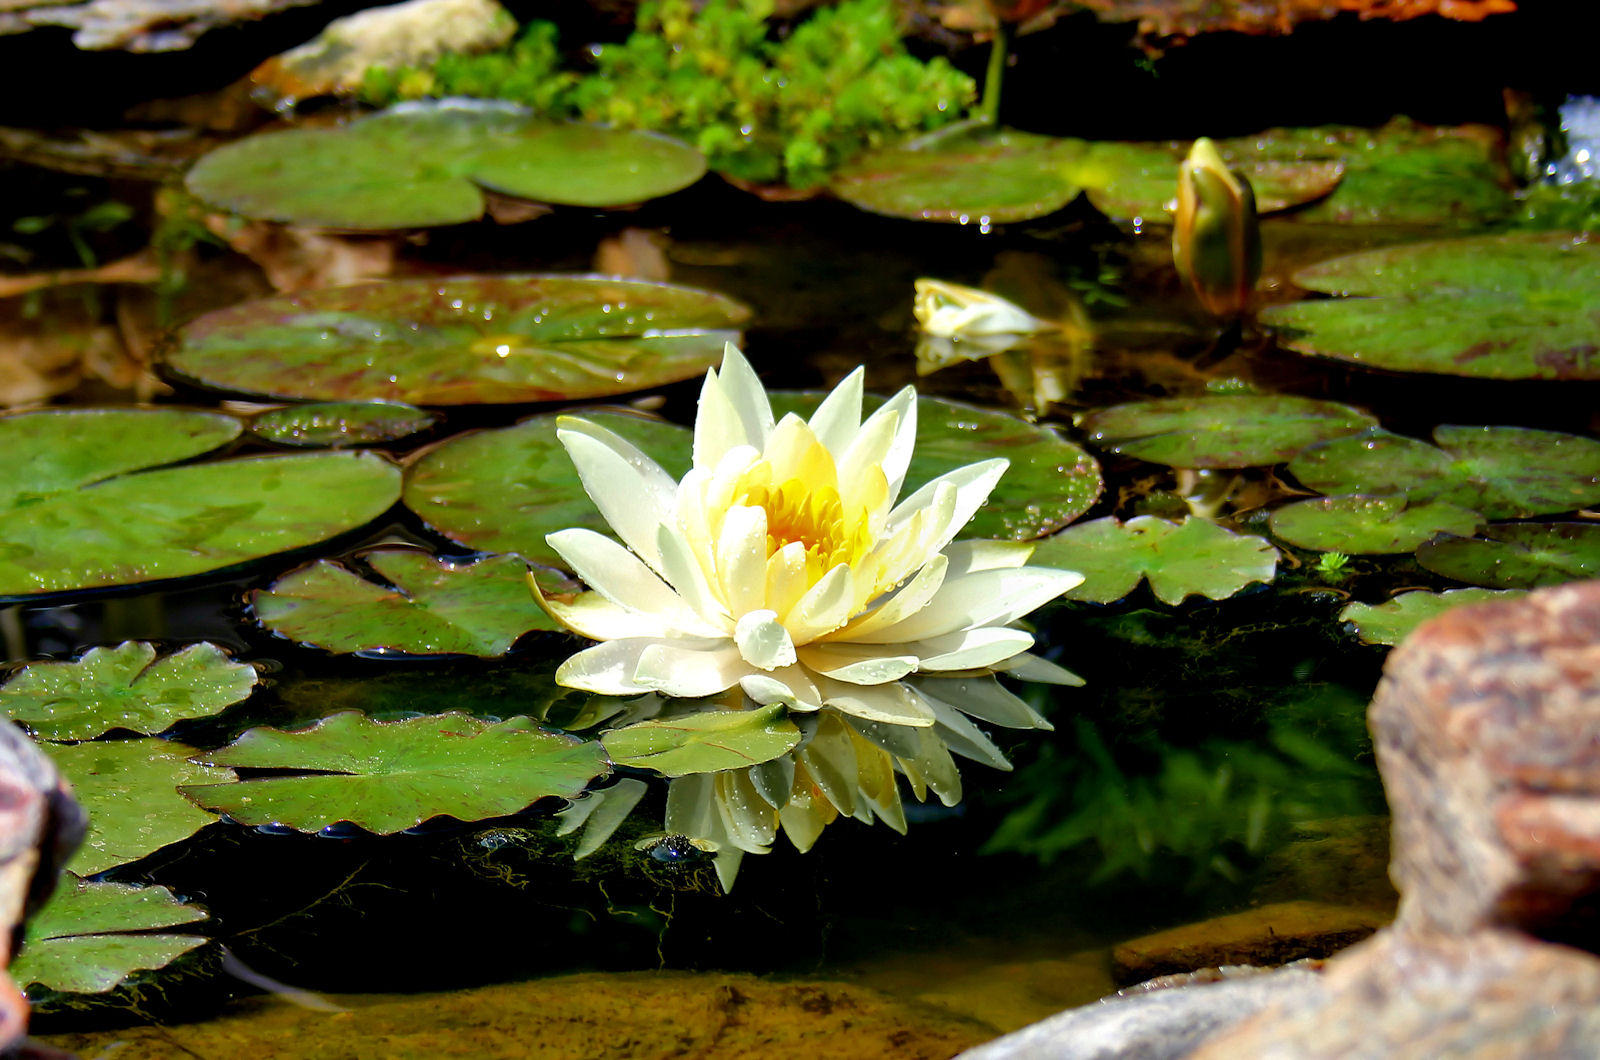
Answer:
(1078, 395, 1377, 469)
(11, 879, 208, 995)
(1415, 522, 1600, 589)
(1340, 588, 1528, 647)
(165, 274, 750, 406)
(182, 711, 609, 834)
(249, 402, 437, 448)
(250, 550, 567, 657)
(0, 641, 257, 741)
(601, 705, 803, 777)
(1288, 426, 1600, 519)
(185, 103, 707, 230)
(45, 738, 233, 876)
(1269, 495, 1483, 555)
(0, 439, 401, 600)
(1029, 515, 1278, 605)
(1262, 233, 1600, 381)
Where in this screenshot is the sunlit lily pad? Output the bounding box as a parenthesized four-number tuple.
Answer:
(601, 705, 803, 777)
(1076, 139, 1344, 221)
(11, 879, 208, 995)
(185, 104, 707, 230)
(165, 274, 750, 406)
(770, 392, 1102, 539)
(1030, 515, 1278, 604)
(1263, 233, 1600, 381)
(0, 642, 257, 741)
(250, 550, 563, 657)
(1289, 426, 1600, 519)
(249, 402, 437, 448)
(830, 127, 1089, 224)
(45, 739, 232, 876)
(0, 447, 401, 601)
(1340, 588, 1527, 647)
(183, 712, 608, 834)
(405, 410, 692, 569)
(1415, 522, 1600, 589)
(1078, 395, 1376, 468)
(1270, 495, 1482, 554)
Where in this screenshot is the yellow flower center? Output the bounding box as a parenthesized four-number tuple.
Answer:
(744, 478, 857, 569)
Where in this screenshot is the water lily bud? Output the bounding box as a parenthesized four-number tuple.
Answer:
(913, 279, 1053, 339)
(1174, 138, 1262, 318)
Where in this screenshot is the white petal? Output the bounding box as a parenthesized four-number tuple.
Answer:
(632, 639, 749, 697)
(545, 528, 723, 638)
(830, 553, 948, 642)
(998, 652, 1085, 686)
(857, 567, 1081, 643)
(807, 366, 864, 455)
(666, 774, 717, 836)
(910, 674, 1050, 729)
(543, 592, 688, 641)
(765, 541, 810, 619)
(657, 524, 731, 626)
(734, 610, 797, 670)
(796, 643, 919, 685)
(715, 770, 777, 852)
(718, 342, 774, 452)
(885, 458, 1008, 560)
(555, 638, 660, 695)
(740, 664, 823, 710)
(785, 563, 856, 644)
(693, 368, 749, 470)
(779, 783, 832, 853)
(942, 539, 1035, 574)
(836, 406, 899, 513)
(874, 386, 918, 499)
(913, 627, 1035, 672)
(798, 714, 858, 815)
(555, 418, 677, 572)
(818, 676, 934, 726)
(715, 504, 770, 616)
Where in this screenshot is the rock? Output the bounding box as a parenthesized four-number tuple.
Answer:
(249, 0, 517, 107)
(43, 969, 993, 1058)
(1110, 901, 1388, 985)
(0, 722, 85, 1051)
(0, 0, 322, 51)
(959, 962, 1325, 1060)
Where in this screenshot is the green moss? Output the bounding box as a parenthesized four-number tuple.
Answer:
(1515, 180, 1600, 233)
(360, 0, 974, 189)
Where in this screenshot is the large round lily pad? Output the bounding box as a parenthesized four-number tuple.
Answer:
(11, 879, 208, 995)
(185, 104, 707, 230)
(1262, 233, 1600, 381)
(1030, 515, 1278, 605)
(0, 642, 257, 741)
(1415, 522, 1600, 589)
(770, 392, 1102, 540)
(1340, 588, 1527, 647)
(1078, 395, 1377, 469)
(601, 705, 803, 778)
(1269, 495, 1482, 554)
(404, 410, 692, 569)
(164, 274, 750, 406)
(249, 402, 437, 448)
(183, 712, 609, 834)
(46, 739, 232, 876)
(1289, 426, 1600, 519)
(0, 445, 401, 601)
(251, 550, 563, 657)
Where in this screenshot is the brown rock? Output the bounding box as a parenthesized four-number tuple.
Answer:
(1110, 901, 1387, 985)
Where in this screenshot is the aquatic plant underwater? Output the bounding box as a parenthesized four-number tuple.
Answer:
(0, 0, 1597, 1047)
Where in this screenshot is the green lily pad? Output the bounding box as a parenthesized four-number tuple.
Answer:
(185, 104, 706, 230)
(249, 402, 437, 448)
(1270, 495, 1482, 555)
(404, 410, 692, 569)
(45, 739, 232, 876)
(0, 447, 401, 601)
(830, 127, 1089, 224)
(250, 550, 563, 657)
(182, 711, 609, 834)
(1289, 427, 1600, 519)
(165, 274, 750, 406)
(1078, 395, 1377, 469)
(1262, 233, 1600, 381)
(0, 642, 257, 741)
(1415, 522, 1600, 589)
(11, 879, 208, 995)
(769, 392, 1102, 540)
(2, 408, 240, 512)
(600, 705, 803, 777)
(1030, 515, 1278, 605)
(1075, 139, 1345, 221)
(1340, 588, 1528, 647)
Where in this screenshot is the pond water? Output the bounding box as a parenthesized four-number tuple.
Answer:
(1, 86, 1596, 1058)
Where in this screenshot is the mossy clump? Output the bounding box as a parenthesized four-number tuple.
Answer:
(360, 0, 975, 189)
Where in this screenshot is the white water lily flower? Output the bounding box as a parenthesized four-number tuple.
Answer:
(913, 278, 1054, 339)
(534, 343, 1083, 729)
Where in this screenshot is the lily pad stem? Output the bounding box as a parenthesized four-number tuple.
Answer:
(980, 21, 1008, 126)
